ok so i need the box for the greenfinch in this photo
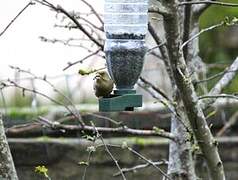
[93,71,113,98]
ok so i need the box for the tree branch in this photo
[0,79,85,127]
[36,116,176,140]
[0,1,35,37]
[113,160,168,177]
[202,57,238,109]
[216,111,238,137]
[199,94,238,101]
[35,0,104,49]
[79,0,103,25]
[63,49,102,71]
[180,21,224,51]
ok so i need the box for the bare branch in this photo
[37,116,176,140]
[35,0,104,49]
[147,42,166,53]
[63,49,102,71]
[84,113,123,126]
[148,23,173,80]
[125,146,171,179]
[209,57,238,95]
[92,123,127,180]
[202,57,238,108]
[74,15,103,31]
[199,94,238,101]
[180,22,224,51]
[216,111,238,137]
[139,77,171,102]
[39,36,104,45]
[183,0,192,61]
[196,69,238,85]
[101,143,171,179]
[0,1,35,37]
[113,161,168,177]
[79,0,104,25]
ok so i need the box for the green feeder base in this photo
[99,90,142,112]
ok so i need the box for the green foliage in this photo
[153,126,165,134]
[6,107,48,120]
[35,165,51,180]
[200,0,238,63]
[200,2,238,92]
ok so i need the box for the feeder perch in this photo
[99,0,148,112]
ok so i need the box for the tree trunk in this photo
[0,115,18,180]
[162,0,225,179]
[168,114,195,180]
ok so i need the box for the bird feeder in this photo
[99,0,148,111]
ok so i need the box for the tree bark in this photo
[148,3,196,178]
[168,114,195,180]
[161,0,225,179]
[0,115,18,180]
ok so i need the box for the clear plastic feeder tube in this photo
[104,0,148,39]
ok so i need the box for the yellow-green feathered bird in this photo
[93,71,114,98]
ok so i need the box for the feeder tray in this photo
[99,90,142,112]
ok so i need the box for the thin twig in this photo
[216,111,238,137]
[79,0,104,25]
[85,113,123,126]
[95,143,170,179]
[196,69,238,84]
[147,42,166,53]
[0,1,35,37]
[8,66,84,126]
[34,0,104,49]
[127,146,171,180]
[71,15,103,31]
[137,82,191,135]
[180,22,224,51]
[91,122,126,180]
[63,49,102,71]
[202,57,238,109]
[113,161,168,177]
[81,151,93,180]
[139,77,171,102]
[199,94,238,101]
[1,80,85,127]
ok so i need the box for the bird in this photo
[93,71,114,98]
